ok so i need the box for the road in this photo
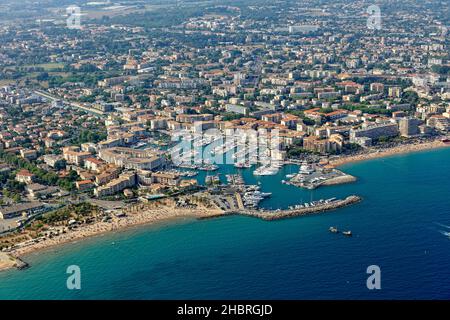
[34,90,105,117]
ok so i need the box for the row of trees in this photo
[39,203,96,225]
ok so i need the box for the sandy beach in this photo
[3,139,449,271]
[330,139,450,167]
[8,205,225,261]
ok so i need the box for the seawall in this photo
[232,195,362,221]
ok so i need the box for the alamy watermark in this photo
[66,265,81,290]
[66,5,82,29]
[367,5,382,30]
[366,265,381,290]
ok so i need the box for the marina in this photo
[288,197,338,210]
[234,162,252,169]
[169,133,286,172]
[225,174,245,185]
[242,188,272,209]
[197,164,219,171]
[2,148,450,299]
[253,163,283,176]
[284,161,357,189]
[205,174,221,185]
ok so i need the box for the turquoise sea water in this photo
[1,148,450,299]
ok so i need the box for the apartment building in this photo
[63,149,92,166]
[94,172,137,197]
[350,123,399,142]
[399,117,421,137]
[98,147,164,171]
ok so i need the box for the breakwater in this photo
[3,148,450,299]
[232,195,362,221]
[0,252,29,271]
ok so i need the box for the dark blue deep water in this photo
[1,148,450,299]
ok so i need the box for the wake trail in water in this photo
[434,222,450,229]
[439,230,450,238]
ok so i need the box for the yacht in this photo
[342,231,352,237]
[178,163,198,169]
[325,197,337,203]
[253,165,279,176]
[253,191,272,198]
[235,161,251,169]
[246,185,260,191]
[198,164,219,171]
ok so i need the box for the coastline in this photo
[3,205,225,270]
[2,139,449,273]
[1,195,361,271]
[329,139,450,167]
